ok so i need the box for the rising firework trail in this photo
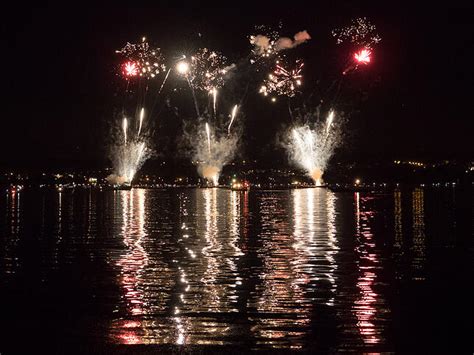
[138,108,145,136]
[228,105,238,134]
[123,118,128,145]
[205,122,211,155]
[157,68,172,95]
[212,88,217,117]
[326,110,334,136]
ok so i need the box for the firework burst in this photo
[332,17,381,48]
[116,37,166,79]
[343,47,373,75]
[122,61,139,77]
[259,59,304,98]
[354,49,371,64]
[187,48,229,91]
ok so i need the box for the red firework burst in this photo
[354,49,371,64]
[123,61,139,77]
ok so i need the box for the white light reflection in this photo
[201,188,222,310]
[353,192,385,345]
[229,191,245,259]
[114,189,149,344]
[252,189,344,348]
[325,190,338,306]
[177,188,243,345]
[292,189,339,306]
[228,191,244,301]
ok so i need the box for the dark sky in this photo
[2,1,473,170]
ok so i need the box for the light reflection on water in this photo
[353,192,385,345]
[411,188,426,280]
[0,186,469,351]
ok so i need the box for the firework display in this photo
[108,17,380,186]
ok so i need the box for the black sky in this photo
[2,1,473,170]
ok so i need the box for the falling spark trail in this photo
[205,122,211,155]
[123,118,128,145]
[138,108,145,136]
[228,105,238,134]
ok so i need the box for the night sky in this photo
[3,1,473,170]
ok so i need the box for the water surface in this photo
[0,187,472,352]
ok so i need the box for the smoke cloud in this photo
[251,30,311,53]
[250,35,271,54]
[293,30,311,45]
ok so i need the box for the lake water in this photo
[0,187,472,352]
